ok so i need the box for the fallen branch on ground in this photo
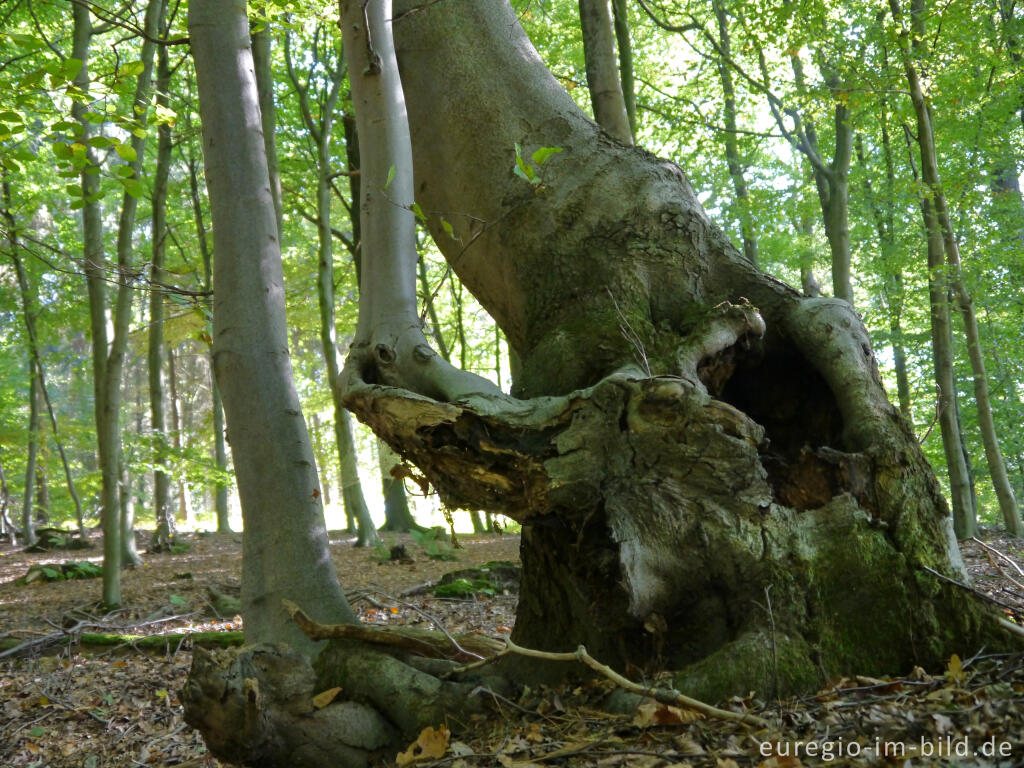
[282,598,503,661]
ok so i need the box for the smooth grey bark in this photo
[22,357,40,546]
[167,347,195,526]
[189,0,355,653]
[610,0,636,138]
[712,0,757,265]
[891,0,1020,537]
[284,28,379,548]
[579,0,634,145]
[150,38,174,551]
[120,438,142,566]
[252,27,284,239]
[188,141,231,533]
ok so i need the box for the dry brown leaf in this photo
[311,686,342,709]
[673,735,706,755]
[716,759,740,768]
[946,654,966,686]
[524,722,544,743]
[632,700,704,727]
[396,724,451,766]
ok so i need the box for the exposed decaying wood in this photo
[182,643,396,768]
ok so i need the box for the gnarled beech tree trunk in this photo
[341,0,1006,697]
[184,1,1012,765]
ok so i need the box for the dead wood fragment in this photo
[452,637,770,728]
[282,598,503,662]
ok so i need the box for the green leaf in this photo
[120,61,145,77]
[169,594,187,607]
[384,164,396,190]
[52,141,73,160]
[0,110,23,124]
[121,178,144,198]
[62,58,84,80]
[532,146,563,165]
[29,727,45,737]
[82,111,105,124]
[410,202,427,223]
[115,143,137,162]
[65,184,82,197]
[19,69,44,88]
[440,217,457,240]
[6,32,46,50]
[116,165,136,178]
[87,136,111,149]
[154,104,177,126]
[69,199,86,210]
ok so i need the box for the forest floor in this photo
[1,528,1023,768]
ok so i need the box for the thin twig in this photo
[971,537,1024,579]
[497,638,768,728]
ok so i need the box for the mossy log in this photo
[0,631,244,657]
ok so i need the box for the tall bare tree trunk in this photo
[187,140,231,533]
[150,37,174,550]
[190,0,355,652]
[579,0,634,145]
[712,0,757,265]
[610,0,636,138]
[891,0,1020,537]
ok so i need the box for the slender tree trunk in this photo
[610,0,636,138]
[189,145,231,532]
[892,0,1020,536]
[120,437,142,566]
[855,128,913,422]
[901,124,976,536]
[190,0,355,652]
[418,257,450,359]
[579,0,633,145]
[3,179,85,536]
[0,449,12,541]
[150,40,173,550]
[23,357,40,545]
[34,438,50,525]
[167,346,194,526]
[377,439,418,532]
[252,27,284,240]
[770,52,854,304]
[76,0,165,605]
[713,0,757,265]
[285,32,379,547]
[73,4,119,602]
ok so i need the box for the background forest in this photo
[0,0,1022,546]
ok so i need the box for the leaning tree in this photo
[183,0,1014,765]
